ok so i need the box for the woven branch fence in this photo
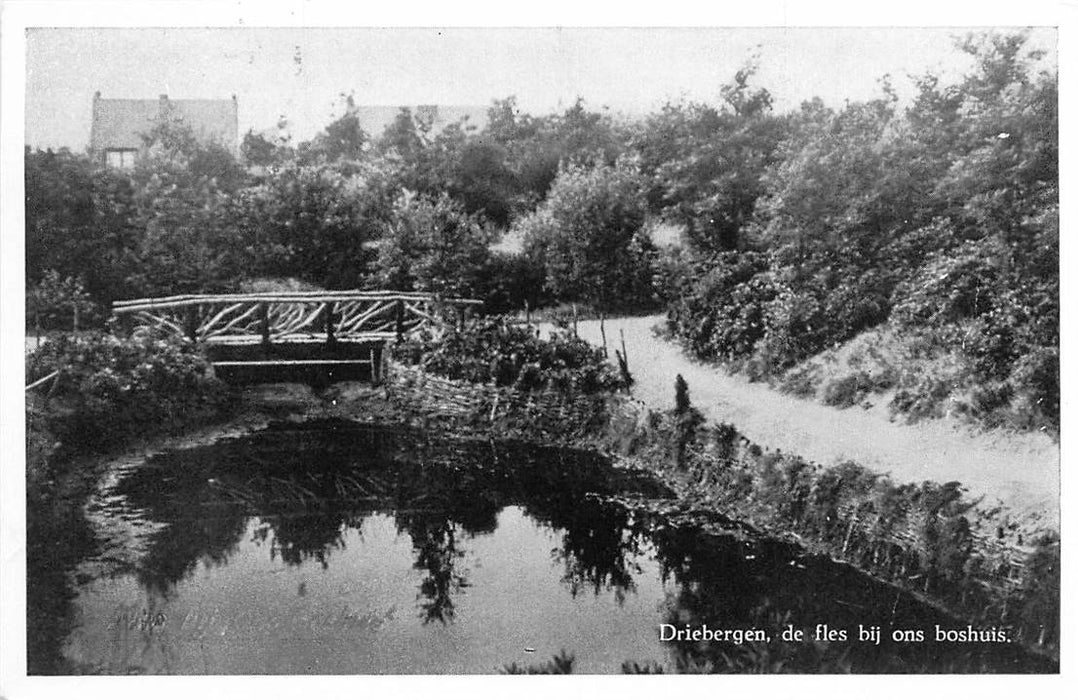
[384,360,611,437]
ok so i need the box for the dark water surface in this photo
[35,420,1054,674]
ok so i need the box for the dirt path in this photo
[567,315,1059,527]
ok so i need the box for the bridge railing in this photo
[111,291,483,345]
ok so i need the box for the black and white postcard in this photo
[1,2,1071,698]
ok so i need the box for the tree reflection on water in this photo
[111,420,666,623]
[78,420,1055,673]
[399,516,467,624]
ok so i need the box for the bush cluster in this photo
[26,332,230,452]
[658,34,1057,432]
[24,33,1056,434]
[392,317,624,394]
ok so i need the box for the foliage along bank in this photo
[25,31,1057,436]
[380,328,1059,658]
[659,35,1057,433]
[25,333,232,487]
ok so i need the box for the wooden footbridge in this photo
[111,290,482,384]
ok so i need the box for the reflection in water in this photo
[254,512,363,569]
[34,420,1056,674]
[105,421,664,629]
[400,516,467,624]
[548,504,645,603]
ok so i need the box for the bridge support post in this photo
[323,303,336,349]
[183,305,199,342]
[259,302,271,348]
[395,299,405,342]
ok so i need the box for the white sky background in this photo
[25,26,1058,150]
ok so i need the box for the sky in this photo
[24,26,1058,151]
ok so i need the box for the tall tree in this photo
[517,158,655,312]
[298,95,368,164]
[228,160,387,289]
[375,192,494,297]
[24,148,141,306]
[637,62,787,253]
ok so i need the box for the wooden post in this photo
[184,305,198,341]
[259,302,271,348]
[44,368,61,410]
[524,299,531,326]
[323,302,336,348]
[615,327,632,386]
[599,312,608,358]
[619,328,629,372]
[395,299,405,341]
[572,303,578,337]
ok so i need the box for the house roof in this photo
[91,93,238,153]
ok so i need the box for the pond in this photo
[30,420,1055,674]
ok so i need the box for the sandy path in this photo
[565,315,1059,526]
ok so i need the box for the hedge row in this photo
[26,332,231,459]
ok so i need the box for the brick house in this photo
[90,92,238,168]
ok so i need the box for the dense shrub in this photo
[821,370,896,409]
[1014,535,1060,647]
[821,373,872,408]
[374,191,494,297]
[889,375,957,423]
[392,317,624,393]
[656,34,1057,433]
[890,243,1003,329]
[473,251,550,315]
[751,285,829,375]
[889,243,1059,429]
[516,158,658,313]
[26,270,104,332]
[25,147,142,308]
[1009,347,1059,425]
[661,250,776,360]
[26,332,230,452]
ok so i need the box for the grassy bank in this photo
[26,332,233,481]
[378,340,1059,659]
[24,332,235,674]
[24,323,1058,671]
[776,324,1058,437]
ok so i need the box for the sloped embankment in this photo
[567,316,1058,529]
[380,357,1059,658]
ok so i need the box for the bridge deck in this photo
[110,290,478,384]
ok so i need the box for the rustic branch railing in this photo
[112,291,482,345]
